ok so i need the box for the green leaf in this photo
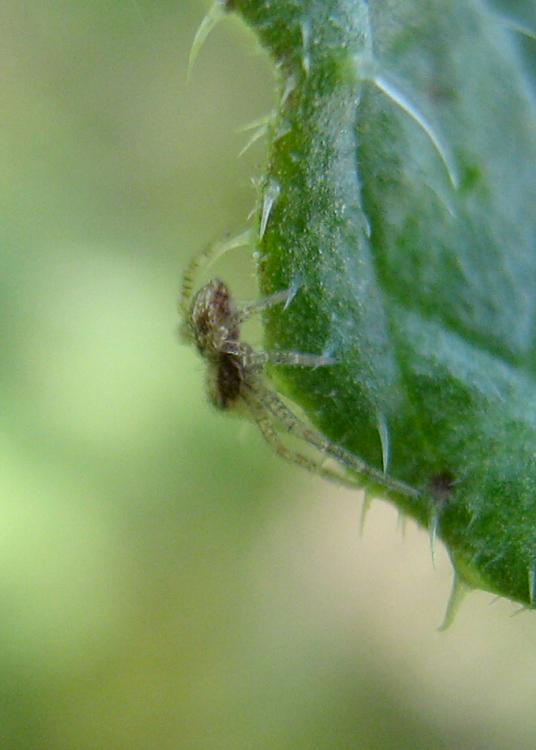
[221,0,536,608]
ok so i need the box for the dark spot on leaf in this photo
[429,470,456,503]
[459,162,482,193]
[427,80,457,103]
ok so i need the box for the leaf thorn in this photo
[260,179,281,239]
[377,413,390,474]
[372,73,459,190]
[438,572,469,631]
[187,1,225,82]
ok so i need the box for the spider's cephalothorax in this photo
[189,278,238,359]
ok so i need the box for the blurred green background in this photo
[2,2,536,748]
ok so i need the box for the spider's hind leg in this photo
[250,382,419,499]
[243,389,360,490]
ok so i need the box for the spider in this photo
[180,233,419,498]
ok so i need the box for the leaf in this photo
[222,0,536,608]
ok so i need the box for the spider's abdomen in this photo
[213,352,243,409]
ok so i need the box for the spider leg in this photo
[180,229,254,316]
[250,382,419,498]
[221,344,335,372]
[231,284,299,326]
[242,389,361,490]
[250,350,336,369]
[231,285,337,367]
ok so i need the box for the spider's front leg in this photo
[230,284,299,327]
[231,284,336,370]
[223,341,335,374]
[180,229,253,317]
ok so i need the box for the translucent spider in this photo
[180,233,418,498]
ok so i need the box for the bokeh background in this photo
[2,2,536,748]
